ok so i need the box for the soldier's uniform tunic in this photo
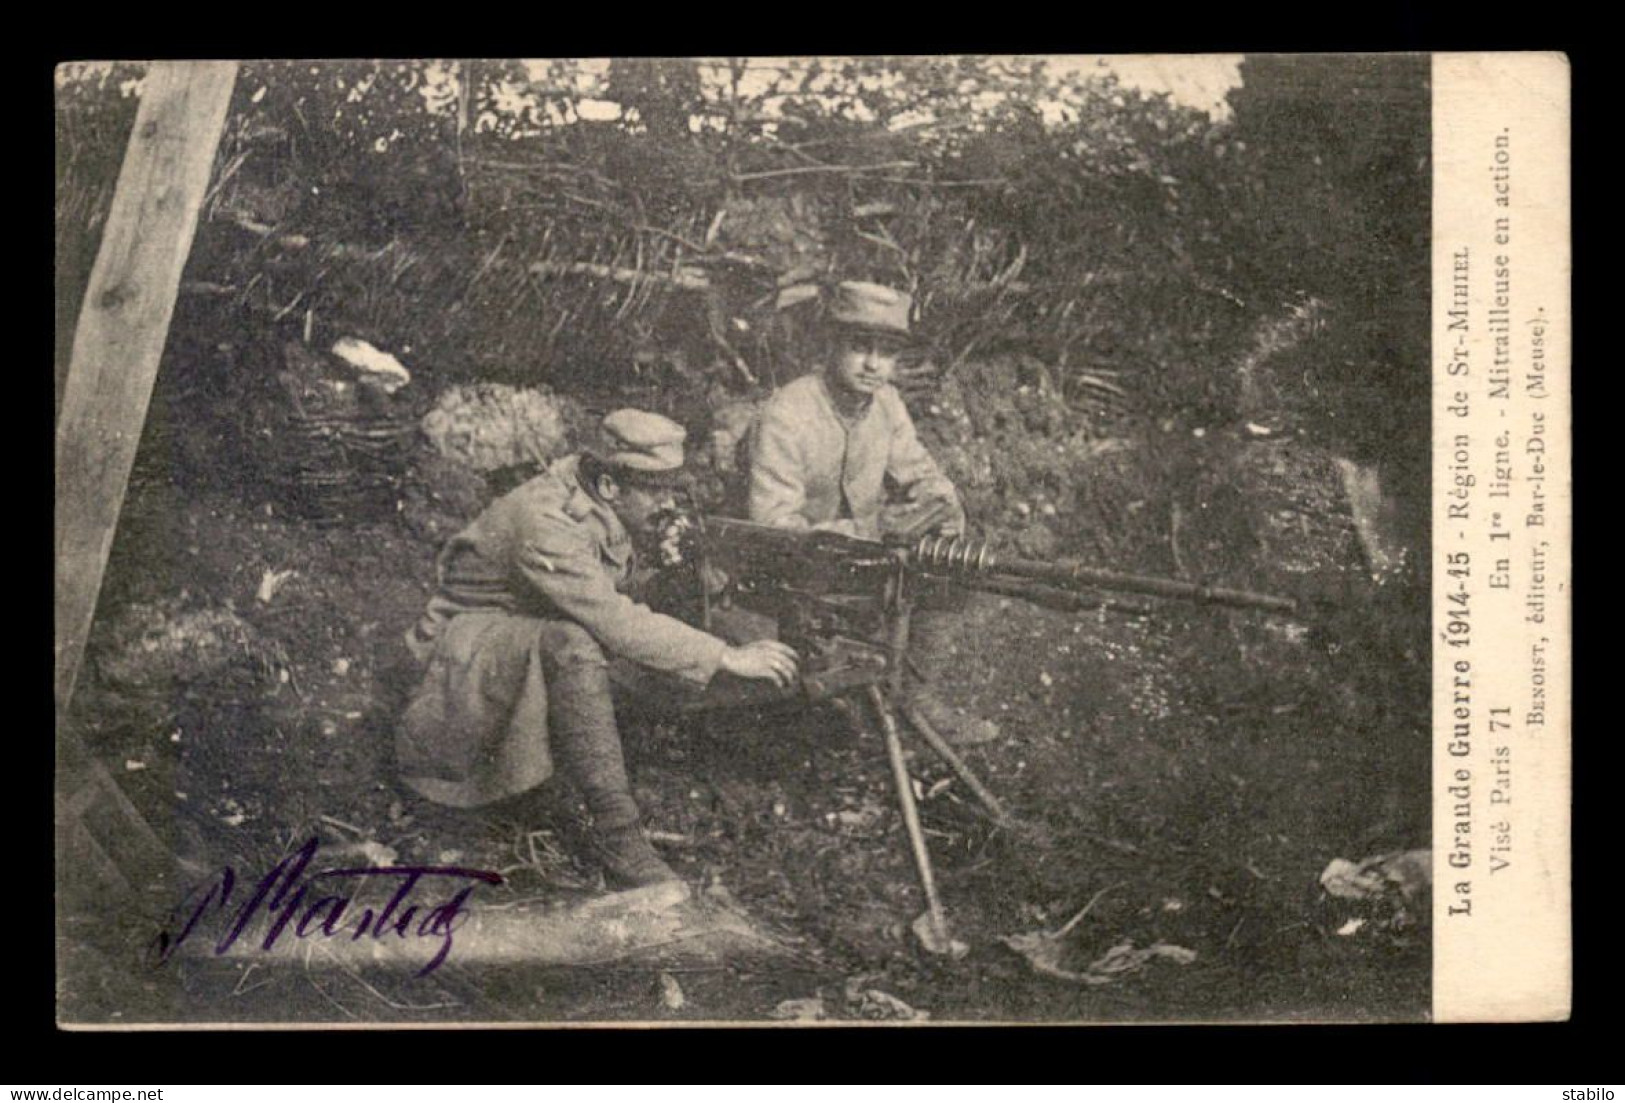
[398,454,724,808]
[742,279,1000,747]
[748,373,964,540]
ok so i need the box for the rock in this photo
[844,984,929,1022]
[331,337,410,394]
[93,599,274,694]
[769,997,827,1021]
[421,383,572,474]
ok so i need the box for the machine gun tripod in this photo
[844,555,1016,957]
[659,514,1300,957]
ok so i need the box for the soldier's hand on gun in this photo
[719,639,800,687]
[884,491,965,541]
[701,564,731,599]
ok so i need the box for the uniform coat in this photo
[748,373,962,540]
[398,455,724,807]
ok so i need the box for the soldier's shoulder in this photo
[765,372,824,412]
[875,384,914,418]
[498,465,591,527]
[757,376,825,434]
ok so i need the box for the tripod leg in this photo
[898,700,1014,827]
[868,684,952,952]
[829,693,867,739]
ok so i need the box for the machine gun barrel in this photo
[908,534,1299,615]
[692,516,1297,616]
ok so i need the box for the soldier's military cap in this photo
[828,281,913,340]
[592,408,689,485]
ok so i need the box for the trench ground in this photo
[56,393,1429,1026]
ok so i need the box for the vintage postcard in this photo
[54,53,1569,1026]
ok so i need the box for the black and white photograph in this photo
[52,55,1563,1026]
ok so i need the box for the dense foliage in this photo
[57,58,1427,440]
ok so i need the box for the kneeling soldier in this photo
[399,409,799,888]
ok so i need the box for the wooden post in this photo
[54,62,238,712]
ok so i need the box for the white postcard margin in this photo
[1431,51,1572,1023]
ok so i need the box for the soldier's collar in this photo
[817,371,875,420]
[572,457,606,506]
[549,455,603,525]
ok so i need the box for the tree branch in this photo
[730,160,918,182]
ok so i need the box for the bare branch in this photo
[730,160,918,183]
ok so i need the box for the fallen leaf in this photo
[360,841,399,866]
[1320,849,1430,902]
[256,569,298,604]
[1000,933,1197,986]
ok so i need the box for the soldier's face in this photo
[615,482,676,536]
[830,332,901,397]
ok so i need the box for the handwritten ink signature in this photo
[153,837,503,976]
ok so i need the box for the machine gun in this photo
[700,514,1296,610]
[682,516,1296,694]
[656,511,1300,956]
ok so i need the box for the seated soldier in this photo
[398,409,799,889]
[748,281,1000,746]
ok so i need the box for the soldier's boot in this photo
[549,656,681,890]
[906,606,1003,747]
[591,823,681,890]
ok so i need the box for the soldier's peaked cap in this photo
[828,281,912,339]
[592,409,688,484]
